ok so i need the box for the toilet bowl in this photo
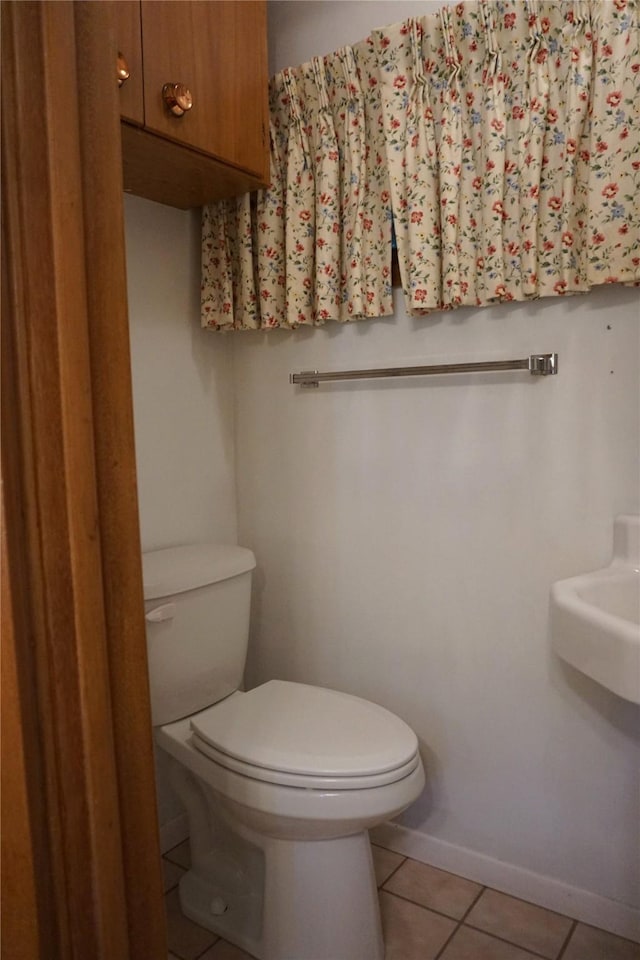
[143,544,425,960]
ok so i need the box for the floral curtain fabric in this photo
[202,0,640,331]
[201,41,393,329]
[376,0,639,312]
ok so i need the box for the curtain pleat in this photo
[202,0,639,331]
[202,39,393,330]
[337,47,366,318]
[373,0,639,314]
[256,123,287,328]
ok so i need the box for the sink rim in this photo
[551,567,640,642]
[550,516,640,704]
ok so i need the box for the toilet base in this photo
[179,830,384,960]
[159,718,424,960]
[179,866,263,958]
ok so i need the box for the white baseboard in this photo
[159,812,189,855]
[370,822,640,944]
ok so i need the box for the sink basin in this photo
[551,516,640,704]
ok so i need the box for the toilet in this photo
[143,543,425,960]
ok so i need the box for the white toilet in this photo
[143,543,425,960]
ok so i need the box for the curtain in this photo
[202,40,393,329]
[202,0,640,331]
[375,0,640,312]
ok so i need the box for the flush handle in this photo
[145,602,176,623]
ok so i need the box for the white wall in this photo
[233,0,640,912]
[125,194,237,552]
[124,194,238,834]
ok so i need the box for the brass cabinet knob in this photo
[117,52,130,87]
[162,83,193,117]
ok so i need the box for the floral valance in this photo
[202,0,640,331]
[202,38,393,330]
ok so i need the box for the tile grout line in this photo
[163,841,191,867]
[431,885,487,960]
[432,919,462,960]
[476,883,575,924]
[378,849,576,930]
[379,879,495,930]
[163,859,184,895]
[384,851,579,959]
[164,853,190,869]
[462,920,558,960]
[193,933,221,960]
[377,854,407,889]
[459,885,487,923]
[555,919,577,960]
[380,888,474,925]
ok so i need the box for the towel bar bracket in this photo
[529,353,558,376]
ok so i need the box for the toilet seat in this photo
[191,736,421,790]
[189,680,419,791]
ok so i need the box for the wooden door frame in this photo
[1,3,167,957]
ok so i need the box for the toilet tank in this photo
[142,543,256,726]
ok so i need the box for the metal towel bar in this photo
[290,353,558,388]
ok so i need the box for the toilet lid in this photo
[189,680,418,781]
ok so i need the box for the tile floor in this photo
[163,839,639,960]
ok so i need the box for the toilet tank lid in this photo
[142,543,256,600]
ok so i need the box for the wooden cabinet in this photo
[109,1,269,209]
[112,1,144,125]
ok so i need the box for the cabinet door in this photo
[141,1,268,180]
[108,1,144,125]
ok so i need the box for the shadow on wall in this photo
[396,737,441,832]
[549,653,640,741]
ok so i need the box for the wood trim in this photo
[1,35,64,957]
[0,428,49,960]
[1,2,166,956]
[2,3,129,954]
[73,5,168,956]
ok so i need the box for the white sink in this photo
[551,516,640,704]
